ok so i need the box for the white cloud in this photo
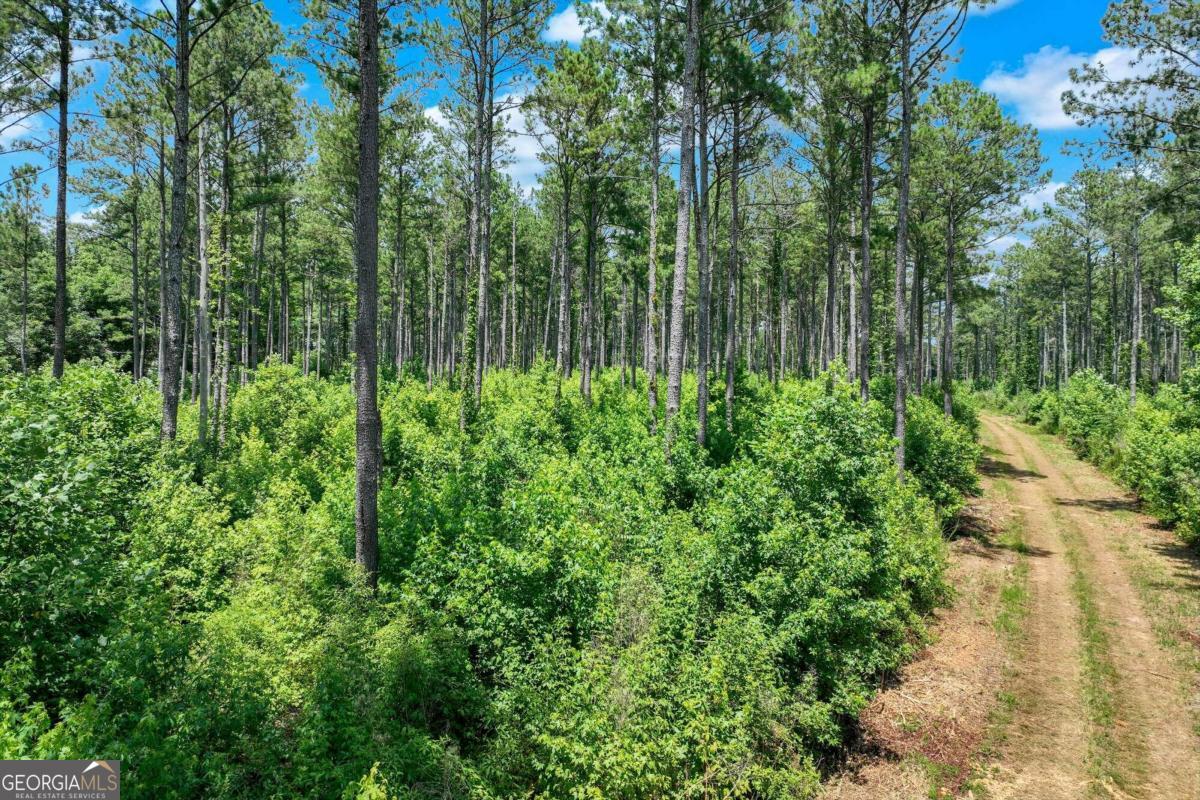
[969,0,1021,16]
[543,3,609,45]
[0,113,39,146]
[422,97,546,188]
[981,44,1144,130]
[981,232,1025,258]
[545,5,586,44]
[501,93,544,188]
[1019,181,1066,213]
[69,205,104,226]
[423,105,448,129]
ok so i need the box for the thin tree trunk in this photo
[695,61,711,446]
[20,220,29,374]
[354,0,382,590]
[555,191,573,379]
[52,16,70,379]
[580,200,598,402]
[893,0,912,474]
[858,105,874,401]
[1130,225,1142,404]
[131,198,142,380]
[823,203,837,369]
[280,203,290,364]
[161,0,191,439]
[646,7,661,431]
[196,125,211,447]
[942,215,954,417]
[665,0,697,443]
[158,125,168,386]
[848,213,858,386]
[724,104,741,433]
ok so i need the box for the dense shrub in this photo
[903,396,981,519]
[1024,389,1060,433]
[868,375,982,519]
[1116,387,1200,545]
[0,362,967,798]
[920,380,981,438]
[1059,370,1124,466]
[0,365,159,715]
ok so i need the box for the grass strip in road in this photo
[1023,421,1200,739]
[962,474,1031,797]
[1049,500,1147,798]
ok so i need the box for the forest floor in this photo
[820,413,1200,800]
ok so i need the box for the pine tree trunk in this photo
[665,0,697,442]
[695,62,711,446]
[20,221,29,374]
[823,203,837,369]
[158,126,168,386]
[724,104,741,433]
[646,13,662,431]
[52,18,70,379]
[131,200,142,381]
[893,0,912,475]
[858,105,874,402]
[942,215,955,417]
[196,125,211,447]
[161,0,191,439]
[848,213,858,386]
[1130,221,1142,404]
[285,207,292,363]
[555,190,573,379]
[354,0,382,589]
[1084,240,1093,370]
[580,200,598,403]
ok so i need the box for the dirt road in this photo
[823,413,1200,799]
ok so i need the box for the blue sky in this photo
[3,0,1129,231]
[958,0,1119,209]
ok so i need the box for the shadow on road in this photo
[980,456,1044,482]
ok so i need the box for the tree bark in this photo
[196,125,211,447]
[580,199,599,403]
[51,11,70,379]
[131,195,142,381]
[161,0,191,440]
[665,0,698,443]
[893,0,912,475]
[695,60,711,446]
[724,104,741,433]
[942,215,954,417]
[858,106,874,401]
[1130,220,1142,405]
[555,189,573,380]
[354,0,382,590]
[645,9,662,431]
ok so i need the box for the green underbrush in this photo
[1,361,977,798]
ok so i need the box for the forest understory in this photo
[3,0,1199,795]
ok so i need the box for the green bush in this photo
[903,395,981,519]
[0,363,958,799]
[1024,389,1060,433]
[1059,370,1124,466]
[0,365,158,712]
[867,375,981,519]
[1116,387,1200,545]
[920,380,981,438]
